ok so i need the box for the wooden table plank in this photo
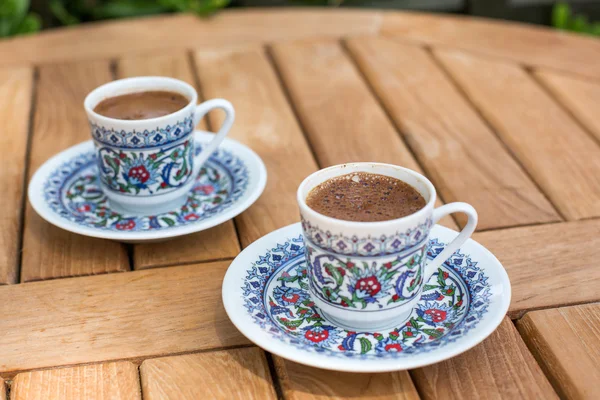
[434,50,600,221]
[345,37,560,230]
[0,261,249,375]
[0,66,33,284]
[0,10,382,67]
[535,70,600,144]
[381,12,600,80]
[269,39,457,230]
[0,377,5,400]
[117,52,240,269]
[473,219,600,318]
[140,348,276,399]
[193,47,320,248]
[11,361,141,400]
[517,304,600,400]
[274,357,419,400]
[411,317,557,399]
[21,61,129,282]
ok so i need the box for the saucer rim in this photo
[222,222,512,373]
[28,131,267,242]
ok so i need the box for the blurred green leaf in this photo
[0,0,41,37]
[552,2,570,30]
[572,15,588,33]
[91,1,169,19]
[49,0,80,25]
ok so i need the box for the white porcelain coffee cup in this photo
[297,163,478,330]
[84,76,234,215]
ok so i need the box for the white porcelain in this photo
[222,222,511,372]
[84,76,235,215]
[297,163,478,330]
[28,131,266,243]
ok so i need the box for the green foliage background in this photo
[1,1,599,39]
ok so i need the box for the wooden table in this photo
[0,8,599,400]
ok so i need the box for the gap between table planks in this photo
[433,49,600,222]
[140,348,277,399]
[269,39,457,230]
[473,219,600,318]
[20,60,129,282]
[410,317,557,399]
[116,51,241,269]
[517,304,600,400]
[0,260,249,377]
[274,356,419,400]
[11,361,141,400]
[0,66,33,284]
[344,36,560,230]
[534,69,600,145]
[381,12,600,80]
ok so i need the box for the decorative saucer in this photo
[222,223,511,372]
[28,131,267,242]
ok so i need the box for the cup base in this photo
[320,307,413,332]
[108,194,188,216]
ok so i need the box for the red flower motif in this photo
[355,276,381,296]
[425,309,448,323]
[98,211,105,217]
[338,344,346,351]
[119,152,126,159]
[149,154,157,160]
[340,300,349,307]
[456,300,463,307]
[383,262,393,269]
[305,328,329,343]
[442,271,449,279]
[406,331,414,337]
[128,165,150,183]
[161,182,168,188]
[392,294,400,301]
[116,219,135,231]
[347,331,356,336]
[437,294,445,301]
[77,204,91,212]
[346,262,355,269]
[184,213,200,221]
[405,321,412,327]
[384,343,402,352]
[312,313,321,319]
[373,333,383,339]
[336,267,346,276]
[301,269,307,275]
[113,158,120,165]
[299,309,308,315]
[307,302,315,307]
[282,293,300,303]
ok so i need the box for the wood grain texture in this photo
[11,361,141,400]
[411,317,557,399]
[517,304,600,400]
[382,12,600,80]
[0,10,382,67]
[0,377,5,400]
[345,37,560,230]
[140,348,276,400]
[269,39,457,230]
[193,47,319,247]
[274,357,419,400]
[435,50,600,221]
[0,261,248,375]
[473,219,600,318]
[0,66,33,284]
[535,69,600,144]
[21,61,129,282]
[117,51,241,269]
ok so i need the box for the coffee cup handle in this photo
[191,98,235,177]
[423,202,478,281]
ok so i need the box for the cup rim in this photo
[83,76,198,126]
[297,162,437,227]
